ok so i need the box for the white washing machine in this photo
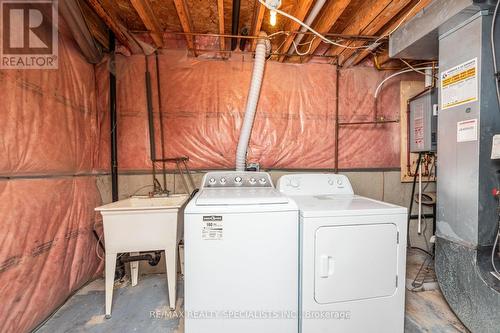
[277,173,407,333]
[184,171,299,333]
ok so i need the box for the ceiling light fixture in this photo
[265,0,281,27]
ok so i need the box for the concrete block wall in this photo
[96,170,435,275]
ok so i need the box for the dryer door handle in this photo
[319,255,334,278]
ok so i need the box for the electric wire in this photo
[259,0,424,54]
[258,0,372,50]
[374,67,437,98]
[491,0,500,277]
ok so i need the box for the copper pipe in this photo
[338,120,399,126]
[187,48,338,58]
[132,30,386,41]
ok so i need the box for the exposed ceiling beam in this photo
[348,0,434,66]
[290,0,351,61]
[250,3,265,51]
[325,0,393,62]
[78,0,109,49]
[86,0,140,53]
[173,0,197,56]
[333,0,414,66]
[130,0,164,48]
[278,0,315,62]
[217,0,225,54]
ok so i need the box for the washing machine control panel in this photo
[203,172,273,188]
[277,174,354,195]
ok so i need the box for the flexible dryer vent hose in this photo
[235,32,271,171]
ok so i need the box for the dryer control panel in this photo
[201,171,274,188]
[277,174,354,196]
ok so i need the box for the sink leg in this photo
[105,252,117,318]
[130,252,139,286]
[165,246,177,310]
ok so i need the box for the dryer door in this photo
[314,223,398,304]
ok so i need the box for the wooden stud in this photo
[130,0,164,48]
[347,0,434,66]
[250,3,265,51]
[278,0,314,62]
[173,0,196,56]
[86,0,139,53]
[217,0,225,54]
[291,0,351,61]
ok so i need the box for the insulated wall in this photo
[99,50,418,171]
[0,24,104,333]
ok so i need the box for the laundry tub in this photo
[95,194,189,318]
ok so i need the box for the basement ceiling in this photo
[81,0,434,66]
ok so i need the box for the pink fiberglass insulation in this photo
[0,18,104,333]
[0,178,103,333]
[97,50,420,170]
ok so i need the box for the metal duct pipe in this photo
[231,0,241,50]
[287,0,327,55]
[235,32,271,171]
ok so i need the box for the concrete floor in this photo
[36,250,468,333]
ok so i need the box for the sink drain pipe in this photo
[235,32,271,171]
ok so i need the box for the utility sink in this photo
[97,195,188,210]
[95,194,190,317]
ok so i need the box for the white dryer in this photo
[184,171,299,333]
[277,173,407,333]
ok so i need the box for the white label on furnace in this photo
[202,216,223,240]
[457,119,478,142]
[441,58,478,110]
[413,103,424,149]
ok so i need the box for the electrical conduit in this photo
[235,32,271,171]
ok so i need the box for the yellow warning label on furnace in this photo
[440,58,478,110]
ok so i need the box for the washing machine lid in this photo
[195,188,289,206]
[293,195,406,217]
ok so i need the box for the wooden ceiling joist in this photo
[278,0,315,62]
[173,0,197,56]
[291,0,351,61]
[130,0,164,48]
[250,3,265,51]
[217,0,225,54]
[334,0,414,66]
[348,0,434,67]
[325,0,394,63]
[86,0,140,53]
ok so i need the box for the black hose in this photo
[231,0,241,50]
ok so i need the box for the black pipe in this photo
[120,251,162,266]
[231,0,241,51]
[109,30,118,202]
[155,51,167,191]
[239,26,249,51]
[145,56,160,191]
[409,214,435,219]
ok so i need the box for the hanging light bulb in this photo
[270,9,277,26]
